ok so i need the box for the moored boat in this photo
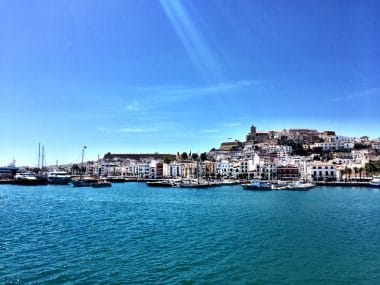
[72,177,97,187]
[242,179,272,191]
[47,170,72,185]
[286,181,315,191]
[146,180,176,187]
[92,180,112,188]
[370,176,380,188]
[106,176,126,183]
[14,172,48,186]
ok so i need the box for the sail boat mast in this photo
[80,146,87,180]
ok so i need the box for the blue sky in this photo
[1,0,379,166]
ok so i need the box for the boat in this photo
[370,176,380,188]
[287,181,315,191]
[92,180,112,188]
[72,177,98,187]
[242,179,272,191]
[47,170,72,185]
[14,172,48,186]
[179,182,209,189]
[72,146,92,187]
[106,176,126,183]
[271,182,289,190]
[146,180,176,187]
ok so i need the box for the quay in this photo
[316,181,371,187]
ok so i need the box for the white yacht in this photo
[14,172,47,185]
[47,170,72,185]
[370,177,380,188]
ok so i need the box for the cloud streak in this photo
[159,0,221,78]
[118,128,158,133]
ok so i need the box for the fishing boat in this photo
[370,176,380,188]
[47,170,72,185]
[242,179,272,191]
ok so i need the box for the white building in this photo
[307,164,337,181]
[163,162,182,178]
[216,160,234,178]
[311,142,354,151]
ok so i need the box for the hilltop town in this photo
[25,124,378,183]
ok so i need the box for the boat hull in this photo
[179,184,209,189]
[146,181,174,187]
[242,184,272,191]
[48,177,72,185]
[13,178,48,186]
[92,182,112,188]
[72,180,95,187]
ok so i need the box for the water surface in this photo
[1,184,379,284]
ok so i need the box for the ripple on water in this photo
[1,184,380,284]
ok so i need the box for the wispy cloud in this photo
[97,127,106,132]
[200,129,219,133]
[159,0,221,78]
[127,100,140,111]
[118,127,158,133]
[330,88,380,102]
[129,80,262,104]
[223,122,241,127]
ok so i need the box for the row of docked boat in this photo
[146,179,240,188]
[9,171,112,188]
[242,179,316,191]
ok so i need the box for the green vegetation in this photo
[164,156,173,164]
[200,152,208,161]
[181,152,188,160]
[365,160,380,175]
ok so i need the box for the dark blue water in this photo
[1,184,379,284]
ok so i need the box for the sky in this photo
[1,0,379,166]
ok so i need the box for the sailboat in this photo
[72,146,95,187]
[72,146,111,188]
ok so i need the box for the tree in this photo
[346,168,352,181]
[340,169,347,181]
[181,152,188,160]
[191,153,199,160]
[71,164,80,175]
[200,152,208,161]
[164,156,172,164]
[358,167,364,180]
[353,167,358,179]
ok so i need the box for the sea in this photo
[1,183,379,284]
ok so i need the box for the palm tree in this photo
[359,167,364,181]
[340,169,346,181]
[353,167,358,180]
[347,168,352,181]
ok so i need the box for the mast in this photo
[80,146,87,180]
[41,145,45,170]
[38,142,41,169]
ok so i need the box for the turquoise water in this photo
[1,184,379,284]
